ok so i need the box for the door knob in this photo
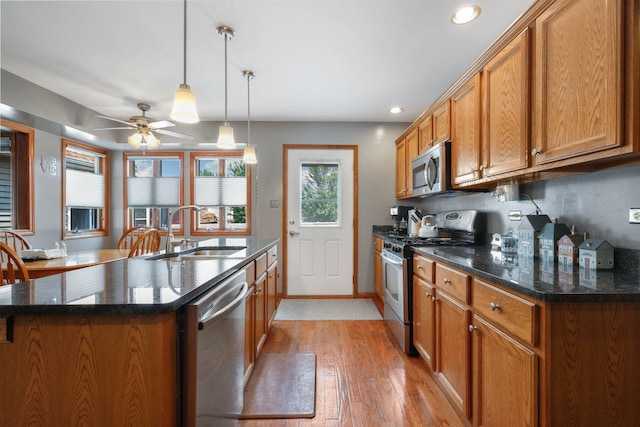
[289,230,300,237]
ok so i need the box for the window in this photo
[124,152,183,233]
[300,162,340,226]
[0,119,34,233]
[63,139,109,238]
[190,152,251,235]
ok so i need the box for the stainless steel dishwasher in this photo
[182,269,248,426]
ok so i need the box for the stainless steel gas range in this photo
[381,210,484,356]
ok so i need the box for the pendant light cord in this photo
[247,73,251,146]
[224,33,229,125]
[182,0,187,85]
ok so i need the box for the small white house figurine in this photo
[579,238,614,270]
[538,220,571,264]
[517,215,551,258]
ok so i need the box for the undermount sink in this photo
[147,246,247,261]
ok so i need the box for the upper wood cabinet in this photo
[418,116,433,153]
[482,29,530,178]
[532,0,623,165]
[451,74,482,186]
[433,100,451,144]
[396,128,418,199]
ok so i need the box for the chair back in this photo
[128,229,161,257]
[0,230,32,261]
[118,226,150,250]
[0,241,29,285]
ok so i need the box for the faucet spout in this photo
[166,205,204,253]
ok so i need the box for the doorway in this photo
[283,145,358,297]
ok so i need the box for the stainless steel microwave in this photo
[411,141,451,197]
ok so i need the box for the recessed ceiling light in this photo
[389,106,404,114]
[451,6,481,25]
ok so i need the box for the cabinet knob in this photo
[443,278,452,285]
[531,148,542,156]
[489,302,501,311]
[469,325,477,332]
[479,164,486,171]
[426,292,432,298]
[417,265,423,270]
[432,296,437,302]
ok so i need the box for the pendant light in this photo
[216,25,236,149]
[242,70,257,164]
[128,128,160,150]
[170,0,199,123]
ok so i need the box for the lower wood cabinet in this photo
[471,315,538,427]
[373,237,384,309]
[413,253,640,426]
[266,262,277,328]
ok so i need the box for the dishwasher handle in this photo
[198,282,249,330]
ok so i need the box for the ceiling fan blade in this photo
[156,129,194,140]
[94,115,134,126]
[149,120,175,129]
[92,126,133,131]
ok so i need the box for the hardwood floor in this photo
[239,320,463,427]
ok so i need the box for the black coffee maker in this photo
[389,205,414,237]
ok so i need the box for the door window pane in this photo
[300,163,340,225]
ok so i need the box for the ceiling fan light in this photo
[128,132,143,148]
[217,124,236,149]
[170,83,199,123]
[144,131,160,149]
[243,146,257,164]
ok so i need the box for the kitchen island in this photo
[0,237,278,427]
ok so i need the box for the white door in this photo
[286,148,354,296]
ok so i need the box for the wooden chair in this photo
[0,241,29,285]
[127,229,161,258]
[0,230,32,258]
[117,226,150,250]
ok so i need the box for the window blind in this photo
[194,176,246,206]
[66,170,105,208]
[127,176,181,207]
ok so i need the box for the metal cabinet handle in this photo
[444,278,452,285]
[432,296,437,302]
[531,148,542,156]
[469,325,478,332]
[417,265,424,270]
[425,292,432,298]
[489,302,501,311]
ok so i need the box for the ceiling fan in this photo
[93,103,194,148]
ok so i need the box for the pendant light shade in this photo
[242,70,257,164]
[128,129,160,150]
[170,0,199,123]
[216,25,236,149]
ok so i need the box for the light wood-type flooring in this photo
[239,320,463,427]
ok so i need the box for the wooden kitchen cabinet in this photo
[532,0,624,167]
[471,315,538,427]
[451,73,482,186]
[244,260,257,383]
[482,29,530,178]
[433,100,451,145]
[266,262,277,329]
[418,115,433,153]
[254,271,267,355]
[413,275,436,371]
[395,127,418,199]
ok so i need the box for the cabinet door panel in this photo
[436,291,471,418]
[433,100,451,144]
[419,116,433,153]
[413,276,436,371]
[483,29,530,177]
[472,315,537,427]
[452,74,482,185]
[534,0,623,164]
[396,139,407,198]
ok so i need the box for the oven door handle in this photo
[381,252,404,266]
[198,282,249,330]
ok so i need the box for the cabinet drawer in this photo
[413,255,434,283]
[435,263,470,304]
[255,253,267,278]
[267,246,278,266]
[374,237,383,252]
[473,279,538,346]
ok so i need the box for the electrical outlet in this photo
[270,200,280,208]
[630,208,640,224]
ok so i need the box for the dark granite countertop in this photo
[374,230,640,302]
[0,237,278,315]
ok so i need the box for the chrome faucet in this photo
[165,205,204,254]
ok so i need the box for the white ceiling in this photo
[1,0,535,125]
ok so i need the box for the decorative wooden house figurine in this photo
[538,220,571,264]
[557,227,585,268]
[517,215,551,258]
[579,238,614,270]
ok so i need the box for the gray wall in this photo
[409,164,640,250]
